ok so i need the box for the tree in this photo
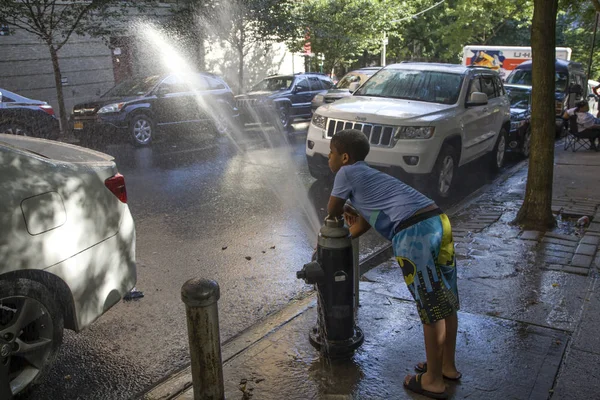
[513,0,559,230]
[0,0,136,134]
[194,0,295,91]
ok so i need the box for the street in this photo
[26,122,521,400]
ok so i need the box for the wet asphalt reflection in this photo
[26,122,522,400]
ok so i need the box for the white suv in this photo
[306,63,511,199]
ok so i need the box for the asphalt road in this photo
[26,122,520,400]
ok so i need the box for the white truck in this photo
[462,45,572,80]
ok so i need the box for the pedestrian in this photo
[593,79,600,117]
[324,129,460,400]
[563,100,600,150]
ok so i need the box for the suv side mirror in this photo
[349,82,360,93]
[467,92,488,106]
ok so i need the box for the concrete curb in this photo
[138,158,530,400]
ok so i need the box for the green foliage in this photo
[557,1,600,78]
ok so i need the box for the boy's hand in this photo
[343,203,359,227]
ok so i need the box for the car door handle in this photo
[483,107,489,113]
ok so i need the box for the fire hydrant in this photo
[296,216,364,358]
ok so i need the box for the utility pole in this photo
[381,32,387,66]
[588,12,599,78]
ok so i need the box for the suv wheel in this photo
[131,115,154,146]
[278,105,290,131]
[431,144,457,199]
[0,279,64,397]
[490,128,507,171]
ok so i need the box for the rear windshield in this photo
[506,70,568,92]
[354,69,464,105]
[102,76,161,98]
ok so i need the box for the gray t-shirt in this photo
[331,161,434,240]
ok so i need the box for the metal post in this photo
[352,237,360,319]
[588,12,599,79]
[181,278,225,400]
[381,32,387,67]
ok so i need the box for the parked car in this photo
[505,59,589,137]
[505,84,532,157]
[235,73,333,130]
[311,67,381,110]
[306,63,511,199]
[0,134,136,396]
[0,88,60,139]
[71,72,238,146]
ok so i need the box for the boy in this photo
[326,129,460,400]
[563,100,600,150]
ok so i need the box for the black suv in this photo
[235,73,333,129]
[71,72,238,146]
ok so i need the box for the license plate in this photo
[73,121,84,130]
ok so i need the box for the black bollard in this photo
[181,278,225,400]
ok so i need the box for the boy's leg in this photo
[442,312,460,378]
[406,319,446,393]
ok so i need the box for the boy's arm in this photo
[327,196,346,219]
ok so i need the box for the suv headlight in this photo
[98,103,125,114]
[313,94,324,103]
[395,126,434,139]
[311,114,328,129]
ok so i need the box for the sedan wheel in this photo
[0,123,29,136]
[131,116,153,146]
[0,279,63,397]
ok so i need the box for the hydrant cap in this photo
[181,278,220,307]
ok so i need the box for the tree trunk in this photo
[513,0,558,230]
[48,45,68,136]
[238,25,245,93]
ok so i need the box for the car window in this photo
[308,77,323,90]
[206,77,226,90]
[480,75,497,99]
[1,94,15,102]
[320,78,333,89]
[295,78,310,92]
[336,73,361,89]
[251,77,293,91]
[506,70,569,92]
[102,75,161,97]
[493,76,505,96]
[467,76,482,98]
[355,69,464,105]
[506,87,530,110]
[158,75,188,94]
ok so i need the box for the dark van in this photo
[506,59,590,136]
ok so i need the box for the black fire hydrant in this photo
[296,216,364,358]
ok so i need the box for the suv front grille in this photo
[325,118,396,147]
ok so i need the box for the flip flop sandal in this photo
[415,362,463,381]
[404,373,449,399]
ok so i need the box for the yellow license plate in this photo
[73,121,84,130]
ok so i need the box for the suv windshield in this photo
[252,77,293,91]
[102,75,161,98]
[355,69,464,105]
[506,70,569,92]
[506,87,530,110]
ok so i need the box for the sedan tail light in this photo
[39,104,55,116]
[105,173,127,203]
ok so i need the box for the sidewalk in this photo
[141,143,600,400]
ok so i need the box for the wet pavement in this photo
[28,122,523,399]
[143,141,600,400]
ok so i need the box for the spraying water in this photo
[131,20,322,244]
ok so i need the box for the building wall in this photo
[0,29,114,114]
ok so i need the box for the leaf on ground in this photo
[222,246,228,250]
[245,256,252,261]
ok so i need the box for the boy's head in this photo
[576,100,589,112]
[329,129,370,173]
